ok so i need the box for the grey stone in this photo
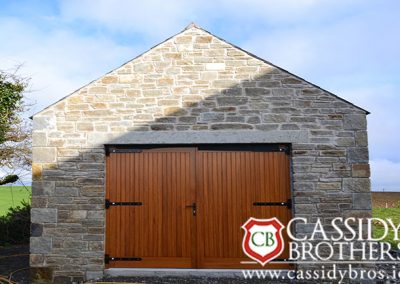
[244,88,270,98]
[212,80,236,88]
[150,124,174,131]
[282,77,303,84]
[71,210,88,219]
[216,96,248,106]
[344,114,367,130]
[31,208,57,223]
[178,116,197,124]
[225,116,245,123]
[33,117,55,131]
[257,81,281,88]
[55,187,79,197]
[156,117,177,123]
[221,87,242,96]
[353,193,372,210]
[201,112,224,122]
[294,204,317,214]
[355,131,368,146]
[246,116,260,124]
[32,181,55,196]
[255,124,279,131]
[30,237,52,254]
[31,223,43,237]
[32,132,47,147]
[281,124,300,130]
[89,130,309,145]
[86,270,104,280]
[343,178,371,192]
[348,147,369,163]
[335,137,355,147]
[210,123,253,130]
[87,211,104,219]
[262,114,287,123]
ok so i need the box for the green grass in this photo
[373,207,400,248]
[0,186,31,216]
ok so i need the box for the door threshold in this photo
[105,268,290,278]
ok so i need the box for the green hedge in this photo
[0,200,30,246]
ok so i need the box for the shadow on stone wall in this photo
[31,65,371,283]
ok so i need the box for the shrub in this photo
[0,200,30,246]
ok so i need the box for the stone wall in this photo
[31,25,371,282]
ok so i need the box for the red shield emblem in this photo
[242,217,285,266]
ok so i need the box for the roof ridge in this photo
[185,22,201,30]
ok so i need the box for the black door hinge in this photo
[105,199,143,209]
[105,254,142,264]
[106,148,143,155]
[253,198,292,209]
[279,145,290,155]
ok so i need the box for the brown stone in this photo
[101,76,118,84]
[352,164,371,178]
[164,107,188,116]
[164,53,182,59]
[175,36,192,43]
[195,36,212,43]
[158,99,179,106]
[31,267,53,283]
[143,90,162,97]
[92,103,108,109]
[157,78,174,86]
[32,163,42,181]
[126,90,141,97]
[68,96,84,104]
[212,80,236,88]
[57,122,74,132]
[88,87,107,94]
[77,122,94,131]
[282,77,303,84]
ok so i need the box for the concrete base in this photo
[104,268,289,278]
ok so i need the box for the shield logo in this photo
[242,217,285,266]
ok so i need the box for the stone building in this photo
[31,24,371,283]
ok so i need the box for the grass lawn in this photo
[373,207,400,248]
[0,186,31,216]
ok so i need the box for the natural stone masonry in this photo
[31,24,371,283]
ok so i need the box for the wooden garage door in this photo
[196,148,292,269]
[105,148,196,268]
[105,145,291,269]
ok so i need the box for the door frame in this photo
[104,143,293,269]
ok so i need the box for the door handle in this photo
[185,203,196,216]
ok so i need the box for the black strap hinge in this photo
[253,199,292,209]
[105,254,142,264]
[106,148,143,155]
[279,145,290,155]
[105,199,143,209]
[271,258,289,262]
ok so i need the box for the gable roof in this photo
[32,23,369,118]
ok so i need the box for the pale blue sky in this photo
[0,0,399,190]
